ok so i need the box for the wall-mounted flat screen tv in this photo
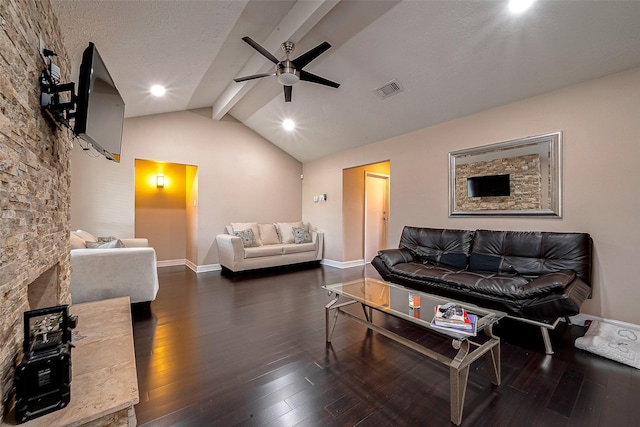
[74,42,125,162]
[467,174,510,197]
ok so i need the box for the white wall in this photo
[303,66,640,324]
[71,109,303,266]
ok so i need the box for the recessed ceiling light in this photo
[509,0,534,13]
[150,85,166,97]
[282,119,295,131]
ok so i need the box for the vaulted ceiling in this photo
[51,0,640,162]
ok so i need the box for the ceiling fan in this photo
[234,36,340,102]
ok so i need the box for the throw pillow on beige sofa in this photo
[275,222,305,244]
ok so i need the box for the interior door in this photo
[364,172,390,263]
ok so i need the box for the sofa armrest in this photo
[312,231,324,260]
[216,234,245,269]
[120,238,148,248]
[377,247,417,267]
[70,247,159,304]
[518,270,577,298]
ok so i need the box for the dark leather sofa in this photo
[371,226,592,354]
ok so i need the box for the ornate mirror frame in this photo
[448,131,562,217]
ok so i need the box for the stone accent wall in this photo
[455,154,541,211]
[0,0,72,420]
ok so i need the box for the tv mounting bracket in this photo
[40,48,76,129]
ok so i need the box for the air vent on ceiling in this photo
[374,79,404,99]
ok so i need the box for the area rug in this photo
[575,320,640,369]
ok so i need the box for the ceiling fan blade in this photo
[292,41,331,69]
[233,72,275,83]
[284,85,292,102]
[242,36,279,64]
[299,71,340,88]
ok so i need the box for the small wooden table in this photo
[324,278,505,426]
[2,297,139,427]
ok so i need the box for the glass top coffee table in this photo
[323,278,505,426]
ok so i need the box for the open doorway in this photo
[342,161,390,264]
[364,172,390,262]
[134,159,198,265]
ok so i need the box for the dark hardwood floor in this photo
[131,265,640,426]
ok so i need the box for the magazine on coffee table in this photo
[431,305,478,336]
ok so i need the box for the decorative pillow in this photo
[258,223,280,245]
[418,249,469,270]
[86,239,125,249]
[231,222,262,245]
[468,253,502,272]
[73,229,97,243]
[575,320,640,369]
[293,227,312,244]
[275,222,305,244]
[70,233,86,249]
[234,229,259,248]
[97,236,118,243]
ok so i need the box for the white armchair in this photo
[70,230,159,305]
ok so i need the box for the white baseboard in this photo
[569,313,640,329]
[193,263,222,273]
[185,259,197,272]
[321,259,365,269]
[157,259,186,268]
[157,259,221,273]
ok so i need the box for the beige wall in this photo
[303,66,640,324]
[71,108,302,266]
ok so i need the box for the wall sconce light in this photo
[156,174,165,188]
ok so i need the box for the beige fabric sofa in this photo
[216,222,324,273]
[70,230,159,304]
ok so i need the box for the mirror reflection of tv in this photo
[74,42,125,162]
[467,174,510,197]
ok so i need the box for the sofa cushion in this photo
[293,227,312,244]
[258,223,280,245]
[388,261,576,300]
[234,229,260,248]
[244,245,283,258]
[231,222,262,245]
[70,233,87,249]
[471,230,592,282]
[74,229,97,243]
[468,253,518,274]
[276,222,305,244]
[282,242,316,254]
[400,226,473,269]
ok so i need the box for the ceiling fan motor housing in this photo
[277,60,300,85]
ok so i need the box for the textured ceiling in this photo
[51,0,640,162]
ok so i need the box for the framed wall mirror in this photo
[448,131,562,217]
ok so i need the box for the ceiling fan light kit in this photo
[234,36,340,102]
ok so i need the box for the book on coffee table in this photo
[431,305,478,336]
